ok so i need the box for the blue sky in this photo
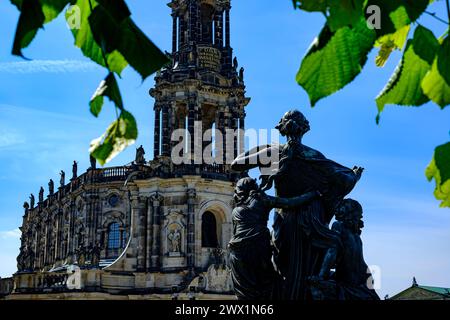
[0,1,449,298]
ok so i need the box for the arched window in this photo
[202,211,218,248]
[107,222,120,258]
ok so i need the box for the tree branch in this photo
[446,0,450,25]
[424,11,448,25]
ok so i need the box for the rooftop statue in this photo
[38,187,44,203]
[29,194,35,209]
[90,155,97,170]
[60,170,65,187]
[135,145,146,165]
[72,161,78,180]
[48,179,54,196]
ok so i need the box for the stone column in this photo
[67,199,76,263]
[179,16,186,48]
[146,197,153,271]
[188,97,196,163]
[55,212,62,262]
[150,193,163,269]
[231,112,238,160]
[188,0,199,43]
[186,189,196,270]
[162,105,170,157]
[225,9,230,48]
[43,215,50,267]
[130,192,147,272]
[172,14,178,54]
[239,111,245,154]
[216,110,225,164]
[154,106,161,158]
[214,12,223,47]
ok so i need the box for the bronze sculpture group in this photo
[229,110,379,301]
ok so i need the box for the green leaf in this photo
[66,0,128,75]
[292,0,365,31]
[88,0,170,80]
[437,36,450,86]
[292,0,327,12]
[421,59,450,109]
[426,142,450,208]
[90,72,123,117]
[12,0,45,57]
[375,25,410,67]
[296,18,376,106]
[11,0,73,57]
[90,110,138,165]
[376,26,440,119]
[365,0,429,37]
[328,0,365,32]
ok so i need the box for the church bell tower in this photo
[150,0,250,169]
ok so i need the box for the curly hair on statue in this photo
[275,110,310,138]
[233,177,260,206]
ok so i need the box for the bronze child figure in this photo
[228,177,321,300]
[309,199,380,300]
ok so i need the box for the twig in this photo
[424,11,448,25]
[446,0,450,25]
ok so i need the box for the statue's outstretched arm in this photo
[317,248,337,279]
[231,144,276,172]
[265,191,319,210]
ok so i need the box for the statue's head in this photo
[276,110,310,138]
[234,177,258,205]
[335,199,364,232]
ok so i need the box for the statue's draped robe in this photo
[229,194,278,300]
[272,142,358,300]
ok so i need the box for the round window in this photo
[108,195,119,207]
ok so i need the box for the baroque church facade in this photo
[8,0,250,299]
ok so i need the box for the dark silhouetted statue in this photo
[90,155,97,170]
[60,170,65,187]
[29,194,35,209]
[38,187,44,203]
[228,177,320,300]
[231,110,364,300]
[135,145,146,164]
[309,199,380,300]
[48,179,54,196]
[72,161,78,180]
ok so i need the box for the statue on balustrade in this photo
[72,161,78,180]
[231,110,365,300]
[228,177,321,300]
[135,145,146,165]
[309,199,380,300]
[60,170,65,187]
[239,67,244,83]
[29,194,35,209]
[90,155,97,170]
[233,57,238,70]
[23,201,29,215]
[48,179,54,196]
[38,187,44,203]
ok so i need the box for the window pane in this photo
[108,223,120,249]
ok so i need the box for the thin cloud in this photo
[0,131,26,148]
[0,228,21,240]
[0,60,99,74]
